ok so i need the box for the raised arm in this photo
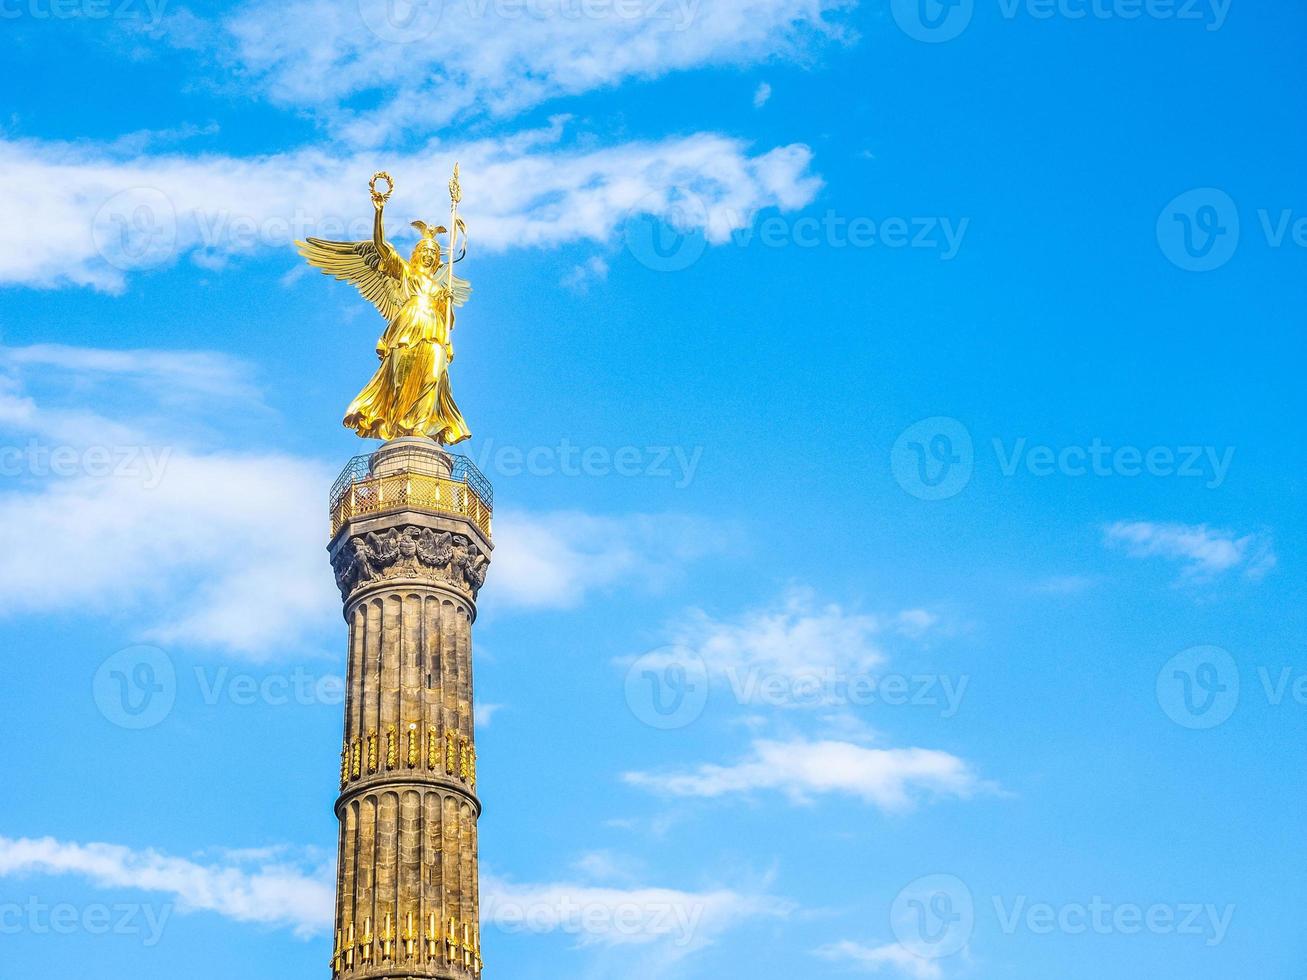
[373,196,388,252]
[367,172,404,280]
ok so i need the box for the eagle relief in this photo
[332,525,490,600]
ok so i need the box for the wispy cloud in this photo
[0,836,334,938]
[482,874,792,954]
[646,587,944,710]
[0,344,334,656]
[624,738,985,812]
[817,939,943,979]
[1104,520,1276,582]
[1029,574,1101,596]
[0,124,821,291]
[0,343,723,652]
[493,510,730,610]
[0,834,787,963]
[212,0,852,144]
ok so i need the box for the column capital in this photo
[330,520,490,606]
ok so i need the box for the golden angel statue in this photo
[298,169,473,445]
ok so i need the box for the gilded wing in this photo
[435,264,473,308]
[297,238,407,322]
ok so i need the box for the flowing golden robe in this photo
[344,270,470,444]
[298,209,473,446]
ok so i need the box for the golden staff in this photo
[446,163,462,334]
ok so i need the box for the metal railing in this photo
[331,449,493,537]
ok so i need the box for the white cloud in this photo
[675,588,886,678]
[216,0,851,144]
[562,254,610,292]
[0,446,337,657]
[493,510,727,610]
[0,836,334,938]
[2,344,256,401]
[481,873,791,953]
[0,834,785,959]
[1030,574,1100,596]
[753,81,773,107]
[0,125,821,291]
[624,738,984,812]
[0,344,336,657]
[0,343,720,652]
[475,702,505,727]
[1104,520,1276,582]
[653,588,944,709]
[817,940,943,979]
[894,608,939,639]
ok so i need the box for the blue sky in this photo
[1,1,1305,978]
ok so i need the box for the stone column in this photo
[328,437,493,980]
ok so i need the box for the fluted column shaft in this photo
[328,443,492,980]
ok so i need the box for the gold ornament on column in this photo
[298,167,473,444]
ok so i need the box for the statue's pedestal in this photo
[370,437,454,479]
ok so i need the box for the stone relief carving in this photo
[333,525,489,600]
